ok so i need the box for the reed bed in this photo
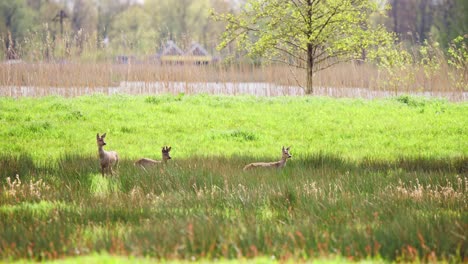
[0,62,466,101]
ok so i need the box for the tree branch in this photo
[313,57,354,73]
[273,45,306,63]
[312,5,340,41]
[290,0,308,25]
[270,58,306,69]
[282,39,307,52]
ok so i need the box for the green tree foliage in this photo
[447,35,468,90]
[144,0,227,50]
[387,0,467,49]
[214,0,396,94]
[109,6,158,55]
[0,0,35,59]
[71,0,97,55]
[97,0,131,42]
[431,0,468,49]
[1,0,464,67]
[38,2,62,34]
[71,0,97,34]
[0,0,230,60]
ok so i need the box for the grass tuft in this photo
[0,95,466,262]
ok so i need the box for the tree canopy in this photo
[214,0,397,94]
[0,0,466,70]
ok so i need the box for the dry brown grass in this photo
[0,61,465,100]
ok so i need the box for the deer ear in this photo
[286,146,290,150]
[102,133,106,138]
[282,146,285,151]
[96,133,99,139]
[168,147,171,151]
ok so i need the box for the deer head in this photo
[97,133,107,147]
[162,146,172,161]
[282,146,292,160]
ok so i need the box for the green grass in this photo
[9,253,369,264]
[0,94,466,262]
[0,94,466,162]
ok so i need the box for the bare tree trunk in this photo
[306,0,314,94]
[391,0,399,34]
[306,43,314,94]
[418,0,428,42]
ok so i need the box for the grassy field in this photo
[0,94,467,262]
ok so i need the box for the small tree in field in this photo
[214,0,396,94]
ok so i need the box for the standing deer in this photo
[134,146,172,168]
[243,146,292,171]
[96,133,119,177]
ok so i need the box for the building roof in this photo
[159,40,184,56]
[185,42,210,56]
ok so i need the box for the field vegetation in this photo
[0,94,466,262]
[1,60,466,102]
[1,0,467,262]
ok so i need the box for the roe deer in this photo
[134,146,172,168]
[96,133,119,177]
[243,146,292,171]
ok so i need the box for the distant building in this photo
[158,40,185,64]
[115,55,136,64]
[184,42,212,64]
[158,40,213,64]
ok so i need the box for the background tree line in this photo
[0,0,232,60]
[0,0,466,61]
[387,0,467,49]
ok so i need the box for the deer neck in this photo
[98,145,106,158]
[278,156,288,167]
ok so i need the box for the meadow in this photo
[0,94,467,262]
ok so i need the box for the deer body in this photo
[243,146,291,171]
[135,146,171,168]
[96,133,119,177]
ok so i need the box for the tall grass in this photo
[0,154,466,262]
[0,95,466,262]
[0,62,465,95]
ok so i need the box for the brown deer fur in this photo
[243,146,291,171]
[135,146,172,168]
[96,133,119,177]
